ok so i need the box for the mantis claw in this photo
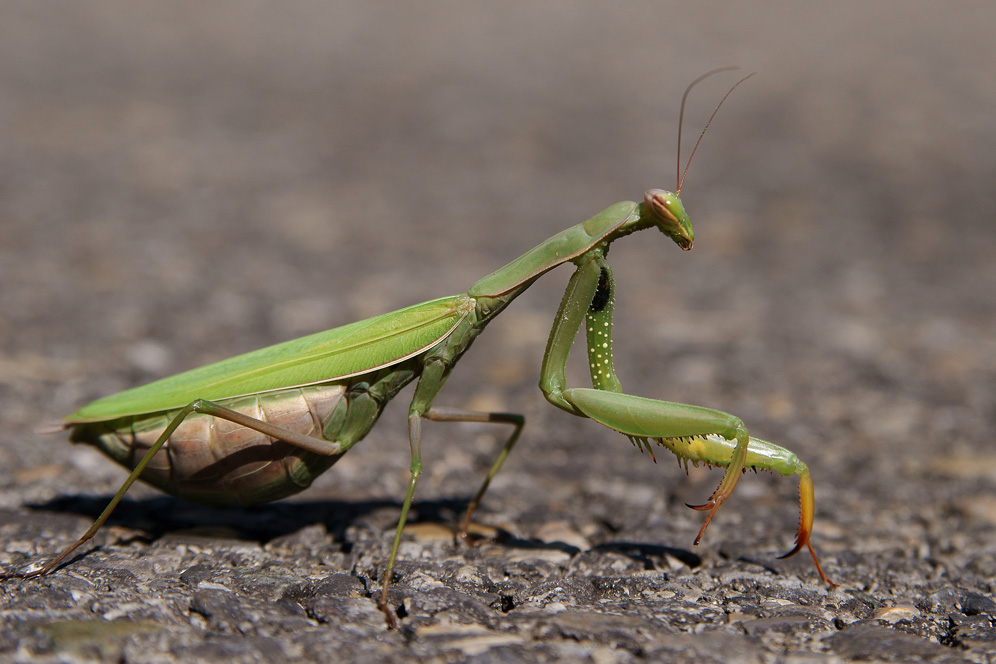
[776,466,835,586]
[688,500,720,546]
[684,433,750,544]
[686,488,724,544]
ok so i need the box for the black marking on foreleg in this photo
[589,267,612,312]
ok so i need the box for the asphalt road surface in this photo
[2,3,995,662]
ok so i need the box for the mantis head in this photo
[646,68,753,253]
[644,188,693,250]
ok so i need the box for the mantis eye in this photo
[645,190,678,223]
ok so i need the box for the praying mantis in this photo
[3,70,831,628]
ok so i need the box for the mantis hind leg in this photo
[1,398,346,581]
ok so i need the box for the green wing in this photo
[67,295,474,423]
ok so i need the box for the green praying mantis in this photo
[3,70,831,628]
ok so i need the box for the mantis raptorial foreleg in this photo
[578,256,749,533]
[540,250,748,533]
[537,249,830,583]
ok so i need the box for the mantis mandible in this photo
[3,70,831,628]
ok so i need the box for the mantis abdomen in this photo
[67,376,419,506]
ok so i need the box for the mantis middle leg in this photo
[378,355,525,627]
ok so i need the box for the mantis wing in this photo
[66,295,475,423]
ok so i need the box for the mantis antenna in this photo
[676,67,756,194]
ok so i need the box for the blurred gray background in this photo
[2,2,995,662]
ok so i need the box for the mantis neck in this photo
[466,201,649,299]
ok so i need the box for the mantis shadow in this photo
[593,541,702,571]
[19,494,704,573]
[23,493,457,550]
